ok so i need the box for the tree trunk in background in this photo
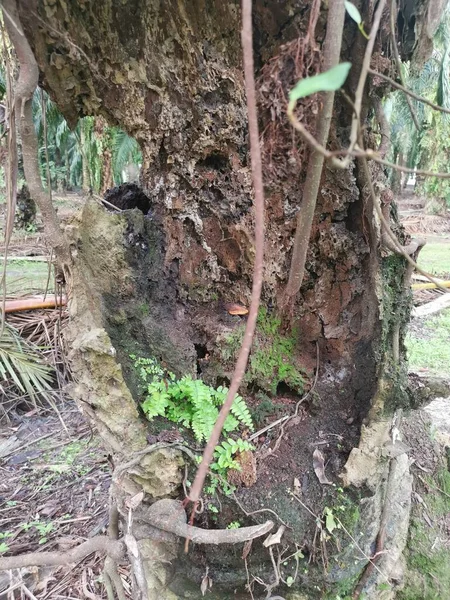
[80,121,90,192]
[94,116,114,194]
[16,0,443,598]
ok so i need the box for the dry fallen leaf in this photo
[313,448,332,485]
[127,491,144,511]
[242,539,253,560]
[200,567,212,596]
[263,525,286,547]
[224,303,249,315]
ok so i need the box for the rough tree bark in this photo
[8,0,446,598]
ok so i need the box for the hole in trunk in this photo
[197,152,229,172]
[276,381,300,397]
[216,376,231,388]
[195,343,209,374]
[103,183,151,214]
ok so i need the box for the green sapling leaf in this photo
[289,62,352,107]
[344,1,362,25]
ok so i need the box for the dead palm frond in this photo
[0,321,55,403]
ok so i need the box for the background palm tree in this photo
[386,8,450,209]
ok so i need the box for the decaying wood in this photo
[412,293,450,317]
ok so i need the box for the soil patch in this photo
[0,401,117,599]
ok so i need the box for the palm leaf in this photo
[0,323,54,401]
[112,129,142,183]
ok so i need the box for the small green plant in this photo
[226,521,241,529]
[0,542,9,554]
[35,521,54,544]
[133,356,253,443]
[247,308,305,394]
[0,531,12,540]
[20,519,54,544]
[212,438,254,472]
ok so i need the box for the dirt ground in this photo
[0,402,116,599]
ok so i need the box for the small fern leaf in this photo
[192,403,218,442]
[230,395,254,430]
[223,414,239,432]
[141,386,170,419]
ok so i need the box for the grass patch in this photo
[406,309,450,375]
[417,242,450,277]
[398,469,450,600]
[0,258,53,295]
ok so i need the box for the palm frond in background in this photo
[111,128,142,184]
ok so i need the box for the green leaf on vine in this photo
[344,1,362,24]
[289,62,352,106]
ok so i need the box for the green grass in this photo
[417,242,450,276]
[0,258,54,295]
[406,309,450,375]
[398,469,450,600]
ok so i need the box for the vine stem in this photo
[186,0,265,504]
[282,0,346,308]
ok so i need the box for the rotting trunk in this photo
[16,0,445,598]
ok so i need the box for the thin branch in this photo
[372,96,390,159]
[286,116,450,179]
[369,68,450,115]
[2,0,70,269]
[0,536,125,570]
[390,0,420,130]
[358,150,450,178]
[333,0,388,169]
[360,156,449,292]
[282,0,346,308]
[187,0,265,504]
[0,18,17,337]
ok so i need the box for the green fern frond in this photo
[141,382,170,419]
[136,356,253,442]
[192,403,218,442]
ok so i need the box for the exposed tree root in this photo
[143,499,273,544]
[0,536,125,570]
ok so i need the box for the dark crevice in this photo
[103,183,152,214]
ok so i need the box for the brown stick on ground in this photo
[186,0,265,505]
[282,0,346,311]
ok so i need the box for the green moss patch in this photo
[221,308,306,395]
